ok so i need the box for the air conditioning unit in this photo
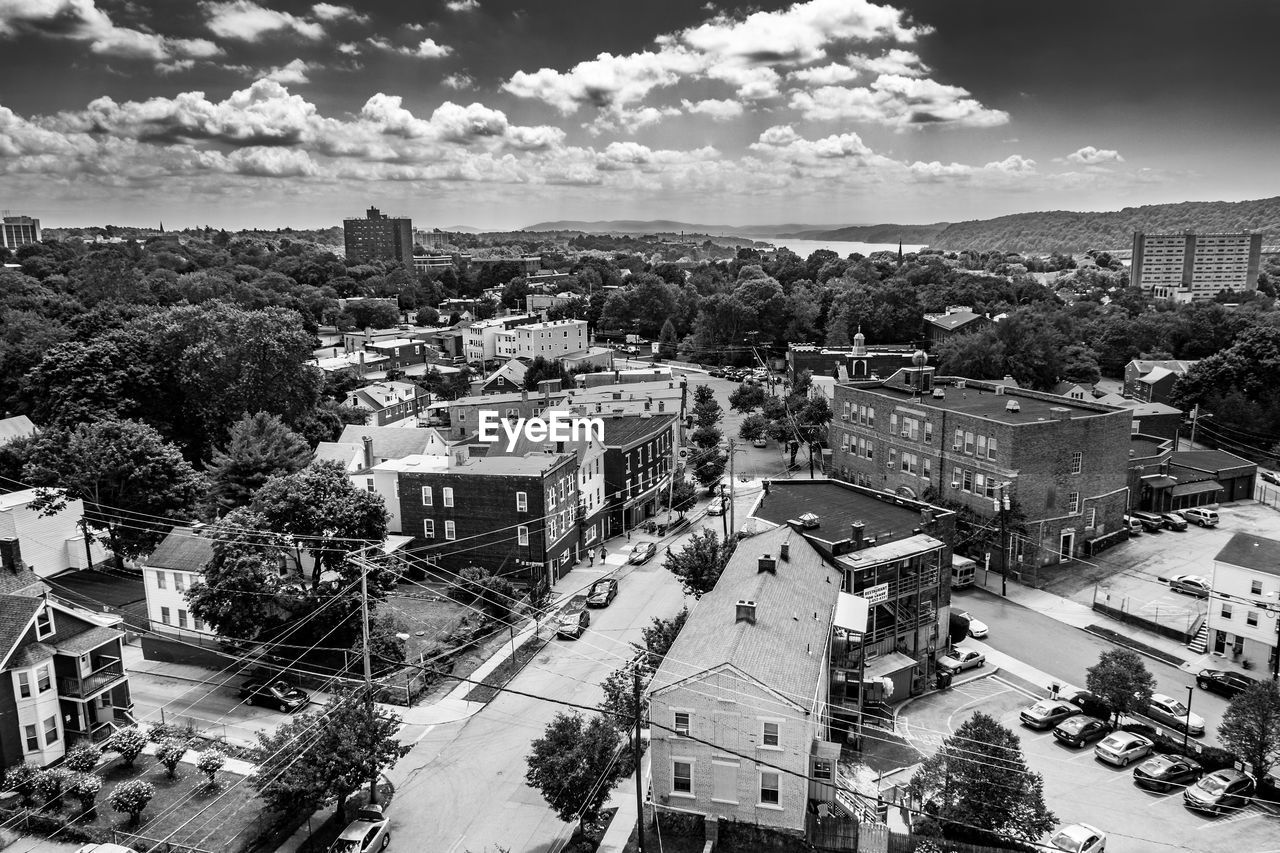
[841,415,849,421]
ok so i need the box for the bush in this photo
[33,768,71,812]
[146,722,194,744]
[64,743,103,773]
[68,772,102,821]
[155,738,190,779]
[106,727,148,767]
[196,749,226,786]
[4,762,42,805]
[109,779,155,827]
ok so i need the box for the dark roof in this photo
[753,479,938,546]
[0,566,48,597]
[0,595,43,666]
[600,413,677,448]
[926,311,984,331]
[54,624,121,655]
[649,527,841,705]
[146,527,215,573]
[854,379,1122,426]
[1170,450,1255,475]
[1129,437,1167,459]
[1215,533,1280,577]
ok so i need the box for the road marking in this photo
[992,675,1040,699]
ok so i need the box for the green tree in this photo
[185,509,294,641]
[934,330,1006,380]
[525,711,623,823]
[109,779,155,827]
[664,529,736,598]
[345,299,400,329]
[252,687,410,821]
[693,448,728,494]
[1059,344,1102,387]
[24,419,203,566]
[106,727,148,768]
[657,318,679,359]
[661,475,696,517]
[1085,649,1156,725]
[4,763,41,806]
[824,301,852,346]
[907,711,1055,846]
[690,384,723,449]
[206,412,312,514]
[33,767,71,812]
[68,772,102,821]
[637,606,688,669]
[156,738,190,779]
[738,413,768,441]
[523,356,572,391]
[728,382,767,414]
[1217,681,1280,780]
[196,749,227,786]
[600,659,647,735]
[64,742,102,773]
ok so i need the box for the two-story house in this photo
[477,360,528,396]
[600,413,677,537]
[462,315,535,363]
[829,362,1131,570]
[1123,359,1198,405]
[0,592,132,767]
[344,380,432,426]
[922,308,990,350]
[143,526,216,639]
[1204,533,1280,672]
[0,489,107,577]
[648,527,841,838]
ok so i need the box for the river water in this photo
[760,237,928,258]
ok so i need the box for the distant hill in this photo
[520,219,845,237]
[777,223,950,243]
[931,197,1280,253]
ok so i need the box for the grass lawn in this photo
[386,586,468,660]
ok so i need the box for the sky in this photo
[1,0,1277,231]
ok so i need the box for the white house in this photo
[142,526,217,638]
[0,489,107,578]
[462,314,535,362]
[494,319,588,361]
[1206,533,1280,671]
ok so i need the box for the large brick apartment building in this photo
[829,363,1132,570]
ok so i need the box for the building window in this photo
[924,421,933,443]
[516,491,528,512]
[672,761,693,796]
[964,432,974,455]
[24,725,38,753]
[962,470,973,493]
[953,429,963,451]
[922,457,931,479]
[1070,451,1083,474]
[443,487,454,507]
[161,606,171,626]
[518,526,529,546]
[43,715,58,746]
[760,771,781,806]
[1247,611,1258,627]
[34,608,53,640]
[18,671,31,698]
[423,519,435,538]
[1221,604,1232,619]
[421,486,433,507]
[890,413,898,434]
[712,760,738,804]
[1067,492,1080,514]
[674,711,690,736]
[1251,580,1263,596]
[444,521,456,540]
[1085,508,1096,529]
[889,448,897,469]
[156,571,167,590]
[761,721,781,748]
[867,407,875,427]
[178,610,188,629]
[173,573,185,593]
[35,665,51,694]
[974,472,986,495]
[987,437,998,460]
[813,759,833,781]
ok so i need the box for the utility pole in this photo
[719,485,728,539]
[993,485,1010,596]
[358,556,377,804]
[632,665,646,853]
[1188,403,1200,449]
[727,438,736,539]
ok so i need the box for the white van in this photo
[951,556,977,589]
[1182,507,1219,527]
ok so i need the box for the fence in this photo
[1090,598,1197,644]
[805,816,1033,853]
[0,808,214,853]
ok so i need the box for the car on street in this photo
[1020,699,1081,730]
[752,436,768,448]
[954,610,989,638]
[1133,754,1203,792]
[1182,507,1219,527]
[706,496,726,515]
[1143,692,1205,736]
[1262,470,1280,486]
[1196,668,1260,699]
[1184,769,1255,815]
[628,541,658,564]
[1053,715,1112,748]
[1049,823,1106,853]
[1094,731,1155,767]
[329,803,390,852]
[239,679,309,712]
[937,647,984,674]
[1159,512,1188,531]
[1169,574,1210,598]
[555,596,590,640]
[586,578,618,608]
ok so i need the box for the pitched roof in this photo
[485,360,527,388]
[1215,533,1280,577]
[54,624,122,655]
[9,642,54,668]
[0,415,36,446]
[0,595,43,667]
[337,425,442,461]
[313,441,362,466]
[925,310,984,331]
[146,526,215,574]
[649,527,841,708]
[1140,366,1176,385]
[0,564,47,597]
[1131,359,1196,376]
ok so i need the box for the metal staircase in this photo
[1188,620,1209,654]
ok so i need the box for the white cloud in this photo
[414,38,451,58]
[445,0,479,10]
[310,3,367,22]
[443,72,475,90]
[680,98,743,120]
[789,63,859,86]
[504,49,699,114]
[227,146,319,177]
[202,1,324,42]
[263,58,314,85]
[849,48,928,77]
[1065,145,1124,165]
[789,75,1008,128]
[0,0,223,64]
[337,41,360,55]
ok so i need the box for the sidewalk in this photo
[597,749,651,853]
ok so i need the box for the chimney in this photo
[556,441,565,454]
[850,521,865,550]
[522,389,529,404]
[0,538,22,575]
[365,327,372,344]
[920,508,933,526]
[758,554,777,574]
[454,447,469,465]
[362,435,374,470]
[1049,406,1071,421]
[779,541,790,561]
[735,600,757,624]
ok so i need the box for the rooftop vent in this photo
[799,512,820,530]
[1005,400,1021,413]
[735,600,757,625]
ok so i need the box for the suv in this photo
[1128,511,1164,533]
[1182,507,1219,527]
[1159,512,1188,531]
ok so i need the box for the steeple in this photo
[897,240,903,264]
[851,325,867,357]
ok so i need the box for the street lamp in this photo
[992,485,1011,596]
[1182,684,1194,753]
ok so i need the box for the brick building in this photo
[343,206,413,268]
[829,364,1132,569]
[922,307,990,350]
[786,337,918,383]
[1095,394,1184,444]
[600,413,678,537]
[1123,359,1198,405]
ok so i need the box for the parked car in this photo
[329,803,390,852]
[1094,731,1155,767]
[1049,823,1106,853]
[1143,693,1205,735]
[706,496,726,516]
[709,369,724,378]
[938,647,985,674]
[1129,511,1165,532]
[556,597,590,640]
[1121,515,1143,534]
[752,436,768,448]
[1053,715,1112,748]
[1133,754,1203,792]
[1059,688,1114,722]
[1196,668,1260,699]
[1020,699,1080,730]
[1169,574,1211,598]
[1184,769,1254,814]
[239,679,309,712]
[1262,470,1280,486]
[76,845,137,853]
[586,578,618,608]
[1159,512,1188,531]
[628,542,658,564]
[1182,507,1219,527]
[953,610,989,638]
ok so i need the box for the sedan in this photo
[1052,715,1111,748]
[586,578,618,608]
[1144,693,1205,736]
[752,437,768,448]
[954,610,989,639]
[1094,731,1154,767]
[706,496,726,516]
[329,804,390,852]
[239,679,309,712]
[1049,823,1106,853]
[1261,470,1280,486]
[1196,668,1260,699]
[1160,512,1188,531]
[709,369,725,378]
[1133,754,1203,792]
[628,542,658,564]
[938,647,985,674]
[1169,574,1211,598]
[1184,769,1255,815]
[1020,699,1080,731]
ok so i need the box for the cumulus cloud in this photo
[310,3,367,22]
[202,1,325,42]
[337,41,360,55]
[263,58,314,85]
[0,0,223,64]
[1065,145,1124,165]
[788,63,860,86]
[227,146,319,177]
[680,98,743,120]
[789,75,1008,128]
[365,35,452,58]
[504,50,699,114]
[445,0,479,10]
[849,48,928,77]
[443,72,475,90]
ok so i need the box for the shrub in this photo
[109,779,155,827]
[4,762,42,805]
[155,738,190,779]
[33,767,71,812]
[105,727,147,767]
[68,772,102,821]
[64,743,103,773]
[195,749,226,786]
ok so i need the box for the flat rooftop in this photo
[752,479,939,545]
[852,381,1120,426]
[380,452,570,477]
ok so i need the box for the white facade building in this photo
[1206,533,1280,672]
[463,314,535,362]
[0,489,107,577]
[494,319,588,361]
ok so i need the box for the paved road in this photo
[129,670,310,747]
[953,588,1229,741]
[386,533,695,853]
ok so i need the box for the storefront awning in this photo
[862,652,917,682]
[1171,479,1222,498]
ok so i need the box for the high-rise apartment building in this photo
[1,215,40,250]
[343,206,413,268]
[1131,231,1262,301]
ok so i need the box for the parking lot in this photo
[898,673,1278,853]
